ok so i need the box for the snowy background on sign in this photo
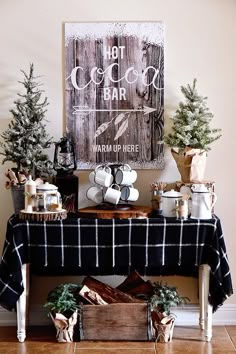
[65,22,164,46]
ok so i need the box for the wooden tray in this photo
[78,205,152,219]
[19,209,67,221]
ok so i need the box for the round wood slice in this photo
[19,209,67,221]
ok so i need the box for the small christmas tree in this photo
[164,79,222,152]
[0,63,54,178]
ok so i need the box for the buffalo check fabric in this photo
[0,215,233,311]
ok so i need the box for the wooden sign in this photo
[65,22,164,169]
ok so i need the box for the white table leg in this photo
[16,263,30,342]
[198,265,205,330]
[199,264,213,341]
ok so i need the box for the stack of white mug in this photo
[86,164,139,205]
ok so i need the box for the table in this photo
[0,214,233,342]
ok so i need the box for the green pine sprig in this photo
[150,281,190,315]
[44,283,83,318]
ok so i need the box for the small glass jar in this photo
[46,192,62,211]
[151,190,163,215]
[175,199,188,220]
[35,182,62,212]
[34,194,45,212]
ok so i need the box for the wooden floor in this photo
[0,326,236,353]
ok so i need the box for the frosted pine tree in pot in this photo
[164,79,222,182]
[0,63,55,213]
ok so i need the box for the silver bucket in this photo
[11,184,25,215]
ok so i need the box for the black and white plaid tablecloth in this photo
[0,215,233,312]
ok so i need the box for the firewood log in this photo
[116,270,154,296]
[80,276,143,304]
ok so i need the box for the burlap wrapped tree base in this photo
[152,311,176,343]
[50,311,77,342]
[171,147,207,183]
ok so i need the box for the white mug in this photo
[88,171,96,184]
[120,185,139,202]
[86,186,103,204]
[95,165,114,187]
[115,164,137,186]
[104,184,121,205]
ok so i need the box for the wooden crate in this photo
[79,303,153,341]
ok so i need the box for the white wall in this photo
[0,0,235,313]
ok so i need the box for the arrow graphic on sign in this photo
[73,105,157,115]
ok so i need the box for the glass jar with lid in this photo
[35,182,62,212]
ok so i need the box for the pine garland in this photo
[164,79,222,152]
[0,63,54,178]
[44,283,83,318]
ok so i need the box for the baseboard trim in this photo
[1,304,236,326]
[174,304,236,325]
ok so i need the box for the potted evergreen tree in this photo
[0,63,55,213]
[44,283,82,342]
[164,79,222,182]
[150,281,189,342]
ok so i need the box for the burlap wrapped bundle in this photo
[171,147,207,183]
[50,310,77,342]
[152,311,176,342]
